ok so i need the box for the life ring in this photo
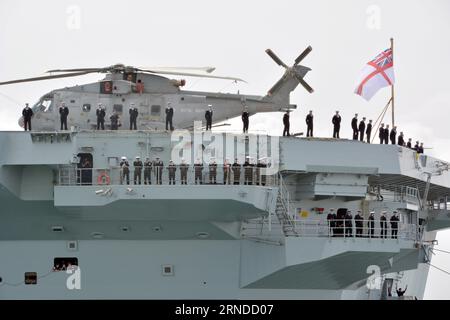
[97,171,111,185]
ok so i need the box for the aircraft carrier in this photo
[0,128,449,299]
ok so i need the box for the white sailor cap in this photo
[135,156,140,159]
[370,211,375,214]
[121,156,127,160]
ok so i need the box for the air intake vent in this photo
[51,226,64,232]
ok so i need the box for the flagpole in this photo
[390,37,395,127]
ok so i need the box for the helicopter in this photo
[0,47,313,131]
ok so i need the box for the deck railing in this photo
[242,218,417,240]
[57,165,279,187]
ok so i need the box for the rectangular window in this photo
[113,104,123,114]
[151,105,161,116]
[53,257,79,271]
[82,104,91,112]
[100,81,113,94]
[25,272,37,285]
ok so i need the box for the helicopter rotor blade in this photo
[46,68,103,73]
[296,76,314,93]
[265,49,288,68]
[138,67,216,74]
[0,71,97,86]
[294,46,312,65]
[139,69,246,82]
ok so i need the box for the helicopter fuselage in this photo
[20,73,294,131]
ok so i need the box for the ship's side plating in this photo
[0,131,449,299]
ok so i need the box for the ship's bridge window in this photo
[151,105,161,116]
[53,257,78,271]
[113,104,123,114]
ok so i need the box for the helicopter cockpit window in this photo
[113,104,123,114]
[82,104,91,112]
[38,98,53,113]
[151,105,161,116]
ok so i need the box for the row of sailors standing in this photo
[326,209,400,239]
[118,156,268,185]
[284,111,426,153]
[349,113,425,152]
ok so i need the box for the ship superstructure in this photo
[0,130,449,299]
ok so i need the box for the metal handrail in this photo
[278,174,291,215]
[243,218,417,240]
[57,165,279,186]
[368,184,420,204]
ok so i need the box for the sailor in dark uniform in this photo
[345,210,353,237]
[380,211,388,238]
[179,158,189,185]
[119,156,130,185]
[306,110,314,137]
[96,104,106,130]
[406,138,412,148]
[129,104,138,130]
[366,119,372,143]
[154,157,164,185]
[379,123,385,144]
[194,158,203,184]
[332,111,341,138]
[418,143,424,154]
[243,157,253,185]
[368,211,375,238]
[383,124,390,144]
[358,117,366,142]
[390,211,399,239]
[398,132,405,146]
[242,107,249,133]
[167,160,177,185]
[133,156,143,185]
[327,208,337,236]
[208,158,217,184]
[165,103,174,131]
[351,114,358,140]
[232,158,241,185]
[354,210,364,237]
[390,126,397,144]
[59,102,69,130]
[22,103,33,131]
[110,112,120,130]
[205,105,213,131]
[283,111,290,136]
[223,158,231,185]
[143,157,152,185]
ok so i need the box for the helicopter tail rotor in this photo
[265,49,288,68]
[265,46,314,94]
[294,46,312,65]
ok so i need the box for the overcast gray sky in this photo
[1,0,450,299]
